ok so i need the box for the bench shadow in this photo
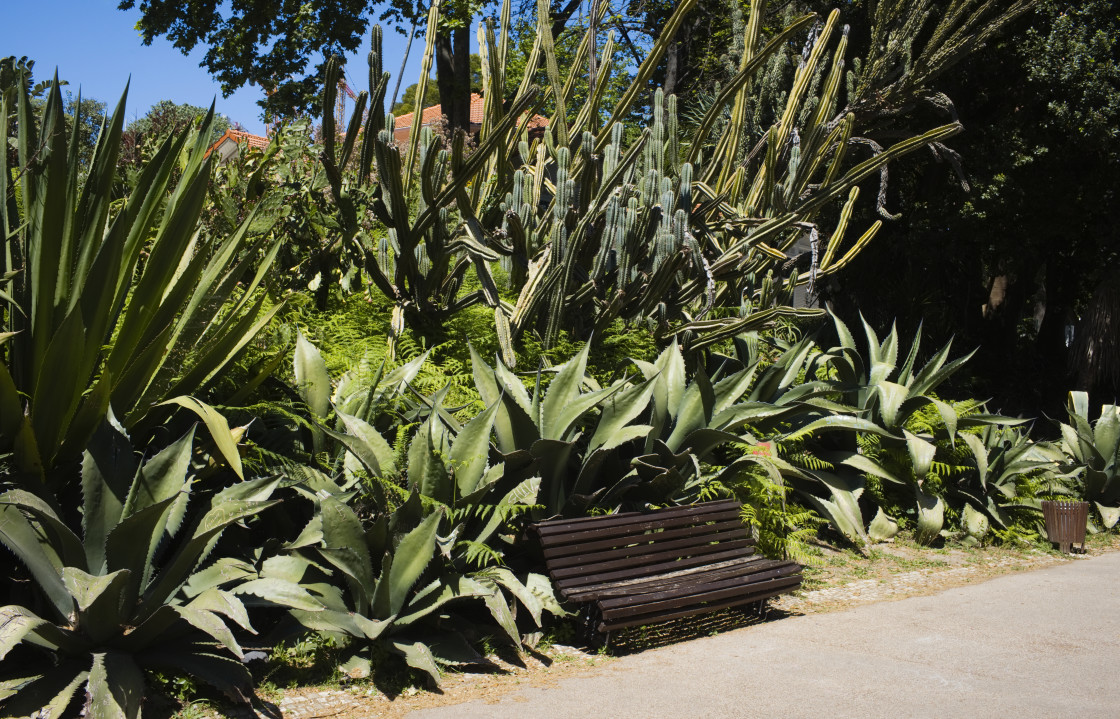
[603,605,794,656]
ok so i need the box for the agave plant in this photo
[467,341,666,516]
[262,492,484,684]
[0,62,283,478]
[271,413,561,683]
[818,313,984,438]
[0,416,312,717]
[610,339,825,505]
[1057,391,1120,529]
[952,424,1059,542]
[781,314,1016,544]
[245,337,563,682]
[724,313,1027,548]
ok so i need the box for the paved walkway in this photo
[407,552,1120,719]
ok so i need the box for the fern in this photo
[392,423,414,472]
[784,451,835,472]
[930,460,970,477]
[990,524,1042,548]
[455,540,505,569]
[696,479,733,503]
[721,448,824,564]
[450,500,537,529]
[735,471,823,565]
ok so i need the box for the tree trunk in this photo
[663,35,684,97]
[661,13,696,98]
[434,26,472,133]
[1072,271,1120,399]
[1036,259,1077,410]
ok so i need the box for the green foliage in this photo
[766,313,1017,547]
[502,2,966,353]
[119,0,374,117]
[5,2,1103,700]
[0,67,283,478]
[0,417,305,717]
[281,0,1005,366]
[125,99,232,144]
[231,334,567,684]
[729,451,824,565]
[1056,391,1120,529]
[828,0,1120,417]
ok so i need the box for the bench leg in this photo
[582,604,606,647]
[581,604,595,644]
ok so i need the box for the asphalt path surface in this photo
[407,552,1120,718]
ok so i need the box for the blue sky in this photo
[1,2,428,135]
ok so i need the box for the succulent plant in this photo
[1057,391,1120,528]
[0,64,283,478]
[0,416,311,717]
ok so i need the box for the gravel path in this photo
[405,552,1120,719]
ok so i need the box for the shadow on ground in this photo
[605,603,795,655]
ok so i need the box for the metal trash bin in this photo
[1041,500,1088,554]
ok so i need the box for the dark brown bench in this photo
[533,499,802,644]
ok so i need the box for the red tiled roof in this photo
[395,93,485,129]
[228,129,270,149]
[204,128,270,158]
[393,93,549,140]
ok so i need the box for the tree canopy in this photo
[119,0,378,118]
[125,99,231,141]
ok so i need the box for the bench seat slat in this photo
[588,557,789,599]
[549,533,754,578]
[566,556,784,601]
[534,500,741,537]
[598,576,803,632]
[541,519,746,560]
[598,562,802,612]
[536,508,743,548]
[555,542,757,592]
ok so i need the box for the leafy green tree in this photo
[118,0,499,131]
[125,99,231,142]
[118,99,232,179]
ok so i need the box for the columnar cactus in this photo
[311,0,995,361]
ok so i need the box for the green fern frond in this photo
[456,540,505,569]
[450,501,536,527]
[392,424,415,470]
[930,461,970,477]
[785,452,834,471]
[729,457,823,564]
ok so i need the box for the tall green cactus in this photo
[504,2,974,353]
[310,0,1005,362]
[316,5,539,365]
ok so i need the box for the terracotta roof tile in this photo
[204,128,270,158]
[393,93,549,139]
[228,129,270,149]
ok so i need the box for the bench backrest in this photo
[533,500,755,597]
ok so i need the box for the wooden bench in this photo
[533,499,802,643]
